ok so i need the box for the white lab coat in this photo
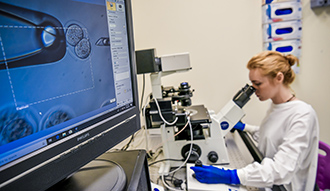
[237,100,319,191]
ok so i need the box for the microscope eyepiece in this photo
[245,85,256,96]
[233,84,256,108]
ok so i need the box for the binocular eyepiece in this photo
[233,84,256,108]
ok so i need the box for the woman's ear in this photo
[275,72,284,84]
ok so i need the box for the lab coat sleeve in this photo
[243,124,260,142]
[237,112,313,188]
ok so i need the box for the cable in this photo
[174,119,190,137]
[142,94,154,159]
[153,98,178,126]
[139,74,146,111]
[120,127,145,151]
[142,93,152,117]
[121,134,134,151]
[139,93,153,159]
[148,158,184,167]
[162,174,185,189]
[151,146,163,160]
[160,115,193,191]
[166,116,193,175]
[151,119,190,152]
[143,124,153,159]
[161,174,183,191]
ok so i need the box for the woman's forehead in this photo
[249,68,269,82]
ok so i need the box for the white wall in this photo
[131,0,330,145]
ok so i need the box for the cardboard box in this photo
[263,20,302,42]
[262,1,302,23]
[263,39,302,57]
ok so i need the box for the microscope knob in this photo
[192,159,203,179]
[184,150,200,163]
[181,144,202,163]
[194,159,203,167]
[207,151,219,163]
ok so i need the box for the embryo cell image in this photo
[0,105,38,145]
[40,106,75,131]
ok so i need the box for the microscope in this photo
[135,48,255,174]
[156,84,255,174]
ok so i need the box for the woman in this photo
[191,51,320,191]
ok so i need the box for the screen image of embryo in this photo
[0,0,128,149]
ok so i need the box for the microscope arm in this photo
[150,71,174,99]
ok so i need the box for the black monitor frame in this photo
[0,0,140,190]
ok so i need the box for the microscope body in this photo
[160,99,248,170]
[159,105,231,173]
[155,85,255,174]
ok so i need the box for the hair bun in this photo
[284,54,299,67]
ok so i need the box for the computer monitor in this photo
[0,0,140,190]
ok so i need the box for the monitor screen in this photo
[0,0,140,190]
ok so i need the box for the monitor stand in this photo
[47,150,152,191]
[47,158,126,191]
